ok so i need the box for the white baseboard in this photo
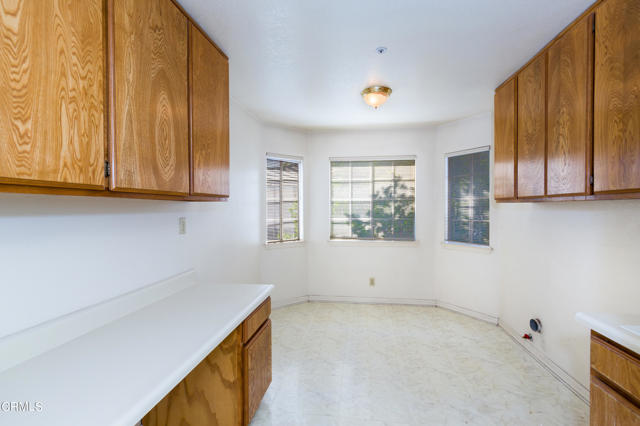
[272,295,309,309]
[499,320,590,405]
[436,301,499,325]
[308,294,437,306]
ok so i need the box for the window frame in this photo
[328,156,417,242]
[265,153,303,245]
[444,146,491,248]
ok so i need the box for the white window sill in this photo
[264,240,305,250]
[328,239,419,247]
[440,241,493,253]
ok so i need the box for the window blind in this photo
[267,158,300,243]
[446,149,490,246]
[330,159,416,241]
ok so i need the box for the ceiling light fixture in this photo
[361,86,392,109]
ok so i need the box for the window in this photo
[330,159,416,241]
[445,148,490,246]
[266,156,302,243]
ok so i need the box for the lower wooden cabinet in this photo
[142,298,272,426]
[590,331,640,425]
[591,376,640,425]
[244,320,272,424]
[142,326,244,426]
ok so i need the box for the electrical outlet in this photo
[178,217,187,235]
[369,277,375,286]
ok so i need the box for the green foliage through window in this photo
[330,160,416,241]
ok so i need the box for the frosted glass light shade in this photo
[361,86,392,109]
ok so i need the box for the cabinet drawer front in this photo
[591,376,640,426]
[591,334,640,402]
[243,297,271,343]
[244,319,272,424]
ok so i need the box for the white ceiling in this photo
[179,0,594,129]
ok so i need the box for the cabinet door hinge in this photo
[105,161,111,178]
[589,175,594,185]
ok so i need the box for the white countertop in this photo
[0,282,273,426]
[576,312,640,355]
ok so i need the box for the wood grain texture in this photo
[517,54,547,197]
[0,182,228,201]
[547,15,592,196]
[494,78,517,200]
[142,326,243,426]
[591,334,640,403]
[594,0,640,193]
[112,0,189,195]
[591,375,640,426]
[244,319,272,425]
[0,0,105,189]
[243,297,271,344]
[190,24,229,197]
[495,0,603,91]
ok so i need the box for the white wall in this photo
[432,112,640,390]
[433,113,499,319]
[306,128,437,303]
[259,125,310,305]
[0,101,309,339]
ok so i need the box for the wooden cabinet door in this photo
[190,25,230,197]
[142,326,243,426]
[518,55,547,198]
[591,376,640,426]
[494,78,517,200]
[0,0,105,189]
[111,0,189,195]
[547,16,593,196]
[594,0,640,193]
[244,319,272,425]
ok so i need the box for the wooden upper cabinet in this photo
[594,0,640,194]
[494,78,517,200]
[190,25,230,197]
[547,15,593,196]
[111,0,189,195]
[517,54,547,198]
[0,0,105,189]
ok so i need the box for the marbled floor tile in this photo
[253,303,588,426]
